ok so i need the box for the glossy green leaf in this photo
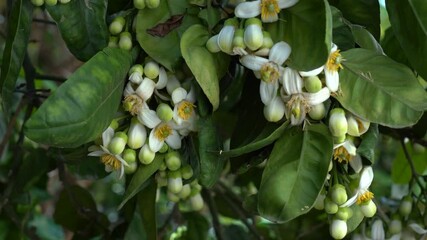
[198,6,221,31]
[25,47,133,148]
[136,1,200,71]
[391,143,427,184]
[136,181,157,240]
[181,25,220,110]
[330,0,380,39]
[266,0,332,71]
[381,27,411,67]
[357,124,379,163]
[198,117,223,188]
[257,124,333,223]
[182,212,210,240]
[46,0,108,61]
[350,25,383,54]
[119,154,164,209]
[386,0,427,80]
[0,0,33,115]
[336,49,427,128]
[331,6,354,51]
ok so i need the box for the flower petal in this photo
[269,41,291,66]
[165,130,182,149]
[304,87,330,105]
[218,25,235,53]
[88,150,105,157]
[350,155,363,173]
[138,104,161,129]
[186,86,196,103]
[172,87,187,105]
[166,74,181,95]
[123,82,135,97]
[156,67,168,89]
[129,72,143,84]
[341,194,358,207]
[325,69,339,92]
[260,80,278,105]
[240,55,269,71]
[234,1,261,19]
[282,67,303,95]
[102,127,114,147]
[278,0,299,9]
[359,166,374,189]
[135,77,155,100]
[300,66,324,77]
[148,129,164,152]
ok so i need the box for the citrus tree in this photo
[0,0,426,239]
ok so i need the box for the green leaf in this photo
[0,0,33,115]
[346,204,364,233]
[330,0,380,40]
[357,124,379,163]
[266,0,332,71]
[198,117,223,188]
[336,48,427,128]
[386,0,427,80]
[25,47,133,148]
[46,0,108,61]
[381,27,411,67]
[181,25,220,110]
[391,143,427,184]
[136,181,157,240]
[257,124,333,223]
[198,6,221,31]
[136,1,200,71]
[350,25,384,54]
[119,154,164,209]
[182,212,210,240]
[331,6,355,51]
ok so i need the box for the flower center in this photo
[123,95,143,116]
[178,101,195,120]
[260,62,280,83]
[333,146,353,163]
[326,50,344,72]
[155,124,172,141]
[357,191,374,205]
[260,0,280,21]
[101,154,121,170]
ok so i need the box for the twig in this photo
[35,74,66,82]
[202,189,225,240]
[32,18,56,25]
[401,139,427,200]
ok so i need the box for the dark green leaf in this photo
[181,25,220,110]
[119,155,164,209]
[25,47,133,148]
[182,212,209,240]
[357,124,379,163]
[0,0,33,115]
[381,28,411,66]
[257,124,333,223]
[198,6,221,30]
[136,180,157,240]
[336,49,427,128]
[46,0,108,61]
[331,6,355,51]
[391,143,427,184]
[350,25,383,54]
[386,0,427,80]
[198,117,223,188]
[136,1,200,71]
[266,0,332,71]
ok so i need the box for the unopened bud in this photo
[308,103,326,120]
[304,76,322,93]
[146,0,160,8]
[124,161,138,174]
[45,0,57,6]
[144,61,160,79]
[31,0,44,6]
[108,132,128,155]
[335,207,353,221]
[156,103,174,122]
[123,149,137,163]
[330,218,347,240]
[189,193,204,211]
[165,151,182,171]
[119,32,133,50]
[244,18,263,51]
[127,118,147,149]
[360,200,377,218]
[109,17,126,35]
[139,144,155,164]
[399,196,412,217]
[178,184,192,199]
[331,184,348,205]
[324,197,339,214]
[329,108,348,137]
[181,165,194,180]
[133,0,145,9]
[263,97,285,122]
[168,170,183,194]
[262,31,274,49]
[206,35,221,53]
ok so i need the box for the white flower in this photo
[171,87,197,132]
[156,67,168,89]
[333,139,363,173]
[145,111,182,152]
[235,0,299,23]
[341,166,374,207]
[240,41,291,105]
[88,127,128,178]
[280,67,330,125]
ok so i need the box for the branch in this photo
[201,189,224,240]
[401,139,427,200]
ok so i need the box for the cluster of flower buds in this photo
[31,0,70,7]
[108,16,133,51]
[133,0,160,10]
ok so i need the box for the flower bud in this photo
[371,219,385,240]
[329,108,348,137]
[109,17,126,35]
[314,193,326,210]
[335,207,353,221]
[119,32,133,50]
[159,143,169,153]
[304,76,322,93]
[108,36,119,48]
[165,151,182,171]
[308,103,326,120]
[334,135,346,144]
[45,0,57,6]
[146,0,160,9]
[389,219,402,235]
[156,171,168,187]
[124,161,137,174]
[139,144,155,164]
[218,18,238,54]
[178,184,192,199]
[108,132,128,155]
[331,184,348,205]
[31,0,44,7]
[168,170,183,194]
[144,61,160,79]
[181,165,194,180]
[123,149,137,163]
[156,103,174,122]
[329,218,347,240]
[127,118,147,149]
[59,0,70,3]
[399,196,412,217]
[262,31,274,49]
[324,197,339,214]
[189,193,204,211]
[360,200,377,218]
[206,35,221,53]
[263,97,285,122]
[347,115,370,137]
[233,29,245,49]
[133,0,145,9]
[110,119,119,130]
[244,18,263,51]
[129,64,144,84]
[167,191,180,202]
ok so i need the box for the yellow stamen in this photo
[260,0,280,22]
[333,146,353,163]
[357,191,374,205]
[178,101,195,120]
[326,50,344,72]
[123,95,143,115]
[155,124,172,141]
[260,62,280,83]
[101,154,121,170]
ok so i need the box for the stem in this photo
[202,189,224,240]
[400,139,427,200]
[35,74,66,82]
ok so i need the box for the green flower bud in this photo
[324,197,339,214]
[156,103,174,122]
[167,191,180,202]
[314,193,326,210]
[45,0,57,6]
[178,184,192,199]
[304,76,322,93]
[123,149,137,163]
[165,151,182,171]
[156,171,168,187]
[110,119,119,130]
[133,0,145,9]
[119,32,133,50]
[181,165,194,180]
[31,0,44,6]
[144,61,160,79]
[262,31,274,49]
[360,200,377,218]
[263,97,286,122]
[127,118,147,149]
[189,193,204,211]
[244,18,263,51]
[108,36,119,48]
[399,196,412,217]
[159,160,167,171]
[329,108,348,137]
[139,144,155,164]
[124,161,137,174]
[145,0,160,9]
[389,219,402,235]
[308,103,326,120]
[59,0,70,3]
[168,170,183,194]
[109,17,126,35]
[233,29,245,49]
[330,218,347,240]
[129,64,144,76]
[206,35,221,53]
[335,207,353,221]
[108,132,128,155]
[159,143,169,153]
[333,135,346,144]
[331,184,348,205]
